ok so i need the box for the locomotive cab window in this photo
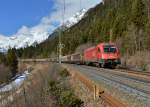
[104,45,116,53]
[98,48,101,52]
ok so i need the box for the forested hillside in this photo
[18,0,150,58]
[0,49,18,83]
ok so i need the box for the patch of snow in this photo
[0,70,29,93]
[64,9,87,28]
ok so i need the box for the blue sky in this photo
[0,0,101,37]
[0,0,54,36]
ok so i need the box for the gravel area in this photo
[69,77,110,107]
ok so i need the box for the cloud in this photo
[2,0,102,37]
[34,0,102,31]
[0,0,102,49]
[46,0,102,24]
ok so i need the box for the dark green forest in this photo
[17,0,150,58]
[0,48,18,83]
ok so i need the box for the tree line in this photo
[0,48,18,83]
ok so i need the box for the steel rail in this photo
[83,65,150,83]
[103,68,150,83]
[116,68,150,76]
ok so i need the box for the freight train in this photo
[53,43,121,68]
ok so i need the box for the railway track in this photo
[67,64,150,98]
[86,66,150,83]
[117,65,150,76]
[86,66,149,93]
[90,69,149,96]
[62,64,150,107]
[116,68,150,77]
[62,64,126,107]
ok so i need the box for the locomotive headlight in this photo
[102,54,105,59]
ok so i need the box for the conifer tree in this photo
[131,0,145,28]
[7,48,18,77]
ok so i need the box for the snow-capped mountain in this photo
[0,9,87,52]
[0,31,49,51]
[64,9,86,28]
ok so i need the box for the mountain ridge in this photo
[0,9,87,52]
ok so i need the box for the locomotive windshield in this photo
[103,45,117,53]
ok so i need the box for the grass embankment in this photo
[10,63,83,107]
[47,69,84,107]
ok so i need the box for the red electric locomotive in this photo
[84,43,121,67]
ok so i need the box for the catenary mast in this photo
[59,0,65,64]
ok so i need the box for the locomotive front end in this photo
[98,43,121,67]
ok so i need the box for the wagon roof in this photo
[97,43,115,46]
[84,46,96,51]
